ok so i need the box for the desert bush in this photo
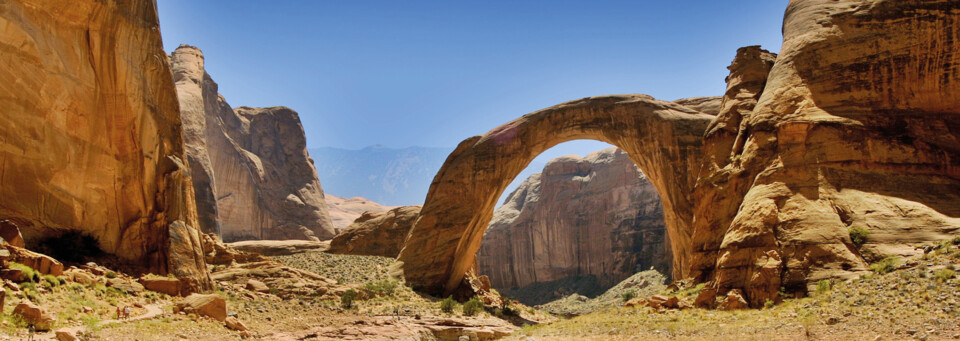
[341,289,358,309]
[934,269,956,282]
[870,257,899,275]
[462,296,483,316]
[363,280,398,297]
[41,274,60,288]
[9,262,37,283]
[621,290,637,302]
[849,228,870,247]
[440,296,456,313]
[105,271,118,279]
[815,280,832,295]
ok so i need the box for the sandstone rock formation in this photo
[398,95,715,294]
[476,148,670,292]
[170,45,335,242]
[673,97,722,116]
[328,206,421,257]
[689,0,960,306]
[325,195,396,232]
[0,0,210,289]
[398,0,960,304]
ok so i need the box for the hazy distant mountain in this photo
[310,145,544,207]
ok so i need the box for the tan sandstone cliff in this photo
[170,45,336,242]
[476,148,670,291]
[690,0,960,306]
[397,0,959,304]
[328,206,421,257]
[0,0,210,288]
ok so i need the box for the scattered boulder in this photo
[245,279,269,293]
[13,302,56,331]
[625,295,681,310]
[0,220,26,248]
[140,276,188,296]
[63,268,98,285]
[694,288,719,309]
[107,278,144,294]
[225,316,248,331]
[720,289,748,310]
[6,245,63,276]
[0,268,27,283]
[55,329,77,341]
[176,294,227,321]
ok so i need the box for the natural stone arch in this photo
[397,94,715,295]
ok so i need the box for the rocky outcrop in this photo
[690,0,960,306]
[325,195,395,232]
[398,95,715,295]
[328,206,421,257]
[674,97,723,116]
[476,148,670,291]
[170,46,335,242]
[0,0,210,289]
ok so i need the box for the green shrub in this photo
[341,289,358,309]
[815,280,832,295]
[8,263,37,283]
[42,275,60,289]
[849,228,870,247]
[105,271,118,279]
[462,296,483,316]
[764,299,776,309]
[363,280,398,297]
[934,269,956,282]
[870,257,899,275]
[621,289,637,302]
[440,296,456,313]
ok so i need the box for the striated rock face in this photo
[673,97,723,116]
[0,0,210,288]
[398,95,715,295]
[476,148,670,291]
[170,46,335,242]
[325,195,396,232]
[328,206,421,257]
[690,0,960,306]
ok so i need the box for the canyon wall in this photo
[476,148,670,291]
[170,45,336,242]
[690,0,960,306]
[0,0,210,288]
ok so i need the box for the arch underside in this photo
[396,94,715,295]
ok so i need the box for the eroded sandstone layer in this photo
[398,95,715,294]
[170,46,336,242]
[476,148,670,291]
[690,0,960,306]
[328,206,421,257]
[0,0,210,288]
[325,195,396,232]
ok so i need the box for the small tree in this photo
[849,227,870,247]
[622,290,637,302]
[341,289,358,309]
[440,296,456,313]
[462,296,483,316]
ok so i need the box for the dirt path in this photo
[40,304,164,339]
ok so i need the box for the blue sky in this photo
[158,1,786,159]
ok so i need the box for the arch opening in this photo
[397,94,715,296]
[477,140,673,305]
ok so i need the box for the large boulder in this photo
[328,206,421,257]
[0,220,25,248]
[175,294,227,321]
[170,45,336,242]
[0,0,211,289]
[6,245,63,276]
[13,302,55,331]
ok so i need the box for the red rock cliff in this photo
[0,0,211,288]
[476,148,671,290]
